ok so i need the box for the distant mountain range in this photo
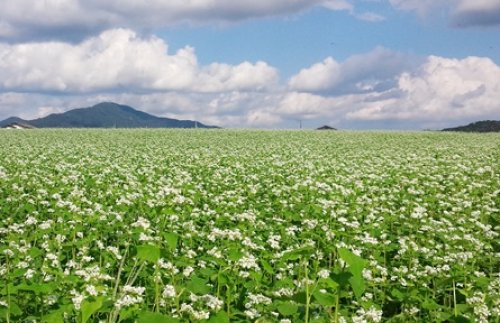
[442,120,500,133]
[0,102,218,129]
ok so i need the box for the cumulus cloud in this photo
[345,56,500,124]
[452,0,500,27]
[285,53,500,129]
[0,29,278,94]
[288,47,421,95]
[390,0,500,27]
[1,47,499,130]
[0,0,353,41]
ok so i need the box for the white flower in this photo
[238,255,260,271]
[162,285,176,299]
[122,285,145,295]
[106,246,122,260]
[86,284,98,296]
[131,217,151,230]
[24,269,35,279]
[244,308,260,319]
[183,266,194,277]
[318,269,330,279]
[72,293,85,310]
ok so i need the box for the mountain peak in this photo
[1,102,219,129]
[442,120,500,132]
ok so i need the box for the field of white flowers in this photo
[0,129,499,323]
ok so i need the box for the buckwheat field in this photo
[0,130,499,323]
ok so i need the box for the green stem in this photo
[112,247,128,300]
[6,256,10,323]
[304,262,310,323]
[154,267,160,312]
[453,279,457,317]
[334,292,340,323]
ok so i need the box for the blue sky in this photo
[160,6,499,78]
[0,0,499,129]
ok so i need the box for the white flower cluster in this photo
[352,306,383,323]
[467,292,491,323]
[115,285,146,309]
[237,254,261,271]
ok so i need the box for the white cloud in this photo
[286,52,500,128]
[390,0,500,27]
[288,47,421,94]
[453,0,500,27]
[346,56,500,123]
[1,50,499,130]
[0,29,278,94]
[289,57,342,92]
[0,0,353,41]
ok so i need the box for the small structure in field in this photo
[2,123,35,129]
[316,125,337,130]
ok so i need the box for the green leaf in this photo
[208,311,230,323]
[8,302,23,316]
[320,277,339,290]
[164,233,178,251]
[338,248,366,300]
[338,248,365,276]
[227,248,243,261]
[218,272,229,286]
[391,288,405,301]
[137,245,161,263]
[17,283,56,294]
[313,291,336,307]
[277,302,299,316]
[282,247,313,261]
[448,315,471,323]
[261,259,274,274]
[137,311,180,323]
[292,292,307,304]
[186,276,211,295]
[81,297,103,323]
[332,272,352,287]
[42,310,64,323]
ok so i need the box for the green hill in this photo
[0,102,218,128]
[442,120,500,133]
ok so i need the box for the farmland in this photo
[0,129,499,322]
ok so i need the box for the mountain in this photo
[0,102,218,128]
[442,120,500,133]
[0,117,31,127]
[316,125,337,130]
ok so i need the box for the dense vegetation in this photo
[0,130,499,322]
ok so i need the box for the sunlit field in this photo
[0,129,499,323]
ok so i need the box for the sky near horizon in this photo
[0,1,499,129]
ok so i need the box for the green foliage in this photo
[137,245,161,263]
[81,297,103,323]
[0,129,498,322]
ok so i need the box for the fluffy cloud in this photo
[288,47,421,95]
[0,0,353,41]
[390,0,500,27]
[283,53,500,129]
[452,0,500,27]
[1,47,499,130]
[0,29,278,93]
